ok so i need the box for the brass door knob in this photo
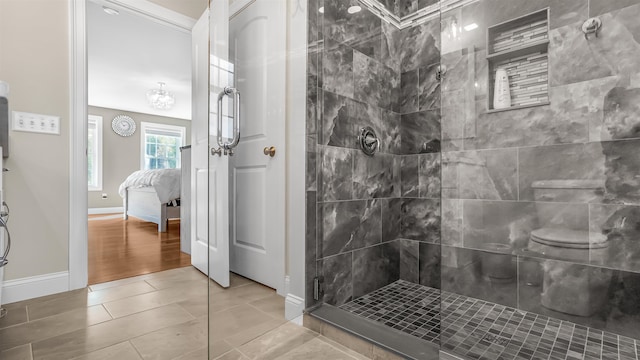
[263,146,276,157]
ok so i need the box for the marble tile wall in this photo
[306,0,321,309]
[437,0,640,343]
[308,0,640,344]
[306,0,443,308]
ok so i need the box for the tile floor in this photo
[16,268,640,359]
[0,267,372,360]
[341,280,640,360]
[341,280,441,343]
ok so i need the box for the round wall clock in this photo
[111,115,136,137]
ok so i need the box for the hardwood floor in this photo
[88,215,191,285]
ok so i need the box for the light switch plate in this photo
[12,111,60,135]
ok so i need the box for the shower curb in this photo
[305,304,440,360]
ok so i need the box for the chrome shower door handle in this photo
[217,86,241,154]
[0,217,10,268]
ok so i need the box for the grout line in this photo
[516,147,520,202]
[549,322,562,359]
[516,253,520,311]
[172,301,201,319]
[531,317,550,357]
[243,296,283,319]
[127,340,145,360]
[618,334,622,360]
[507,310,528,356]
[379,194,383,245]
[234,339,255,359]
[320,237,437,261]
[212,349,236,360]
[144,279,161,291]
[595,328,604,360]
[101,304,115,320]
[562,323,576,360]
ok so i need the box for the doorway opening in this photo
[85,0,196,285]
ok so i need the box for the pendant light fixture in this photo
[146,82,175,110]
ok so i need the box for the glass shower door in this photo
[438,0,640,359]
[304,0,444,358]
[205,0,289,357]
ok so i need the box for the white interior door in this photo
[191,5,230,288]
[228,0,286,292]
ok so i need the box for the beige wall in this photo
[88,106,191,209]
[0,0,204,283]
[0,0,70,280]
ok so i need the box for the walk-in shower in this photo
[305,0,640,359]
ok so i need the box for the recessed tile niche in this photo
[487,8,550,112]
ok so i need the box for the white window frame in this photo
[87,115,103,191]
[140,122,186,170]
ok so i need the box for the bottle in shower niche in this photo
[493,68,511,109]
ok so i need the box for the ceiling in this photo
[87,1,193,120]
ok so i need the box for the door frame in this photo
[68,0,197,290]
[69,0,88,291]
[68,0,307,319]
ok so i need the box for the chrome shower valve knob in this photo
[582,17,602,40]
[358,126,380,156]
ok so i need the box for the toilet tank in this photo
[532,179,604,203]
[532,180,604,229]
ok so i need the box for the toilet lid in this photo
[530,228,609,249]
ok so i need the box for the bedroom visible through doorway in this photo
[86,1,196,285]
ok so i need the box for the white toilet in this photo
[528,228,608,264]
[528,179,612,317]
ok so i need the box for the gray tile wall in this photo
[438,0,640,343]
[305,0,442,308]
[307,0,640,345]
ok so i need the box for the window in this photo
[140,122,186,170]
[87,115,103,191]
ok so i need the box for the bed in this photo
[119,169,181,232]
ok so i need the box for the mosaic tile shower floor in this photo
[340,280,640,360]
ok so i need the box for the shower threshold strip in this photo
[308,304,439,360]
[340,280,640,360]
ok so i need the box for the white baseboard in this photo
[283,275,290,295]
[289,315,303,326]
[285,293,305,321]
[88,207,123,215]
[283,275,305,321]
[2,271,70,305]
